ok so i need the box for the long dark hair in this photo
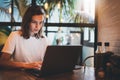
[21,5,46,39]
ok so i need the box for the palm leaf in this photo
[36,0,75,19]
[14,0,29,17]
[0,7,10,21]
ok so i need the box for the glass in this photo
[83,27,95,42]
[0,0,11,22]
[45,27,95,46]
[0,0,95,23]
[46,26,83,45]
[13,0,31,22]
[0,0,31,22]
[36,0,95,23]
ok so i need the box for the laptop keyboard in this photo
[25,69,41,77]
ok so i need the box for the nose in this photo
[35,23,40,28]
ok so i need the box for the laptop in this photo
[26,45,82,77]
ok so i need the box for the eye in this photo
[31,20,37,24]
[31,20,44,25]
[39,21,44,25]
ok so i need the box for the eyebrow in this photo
[31,20,44,22]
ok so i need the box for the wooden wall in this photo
[97,0,120,55]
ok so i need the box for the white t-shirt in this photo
[2,31,50,63]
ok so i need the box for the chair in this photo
[82,55,94,80]
[82,55,94,70]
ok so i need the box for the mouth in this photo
[35,28,39,31]
[33,29,39,33]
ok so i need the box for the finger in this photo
[34,66,41,70]
[34,61,42,64]
[33,63,42,68]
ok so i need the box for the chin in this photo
[34,31,39,34]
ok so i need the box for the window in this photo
[0,0,96,47]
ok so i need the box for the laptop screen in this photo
[40,45,82,77]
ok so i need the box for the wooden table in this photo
[0,67,95,80]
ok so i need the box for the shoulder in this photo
[10,30,21,35]
[9,30,21,37]
[42,35,51,45]
[7,31,23,41]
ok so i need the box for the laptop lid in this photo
[39,45,82,77]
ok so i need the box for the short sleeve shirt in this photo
[2,31,50,63]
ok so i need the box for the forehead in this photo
[32,15,44,21]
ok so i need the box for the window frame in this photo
[0,0,97,47]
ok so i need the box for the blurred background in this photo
[0,0,96,66]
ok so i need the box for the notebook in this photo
[27,45,82,77]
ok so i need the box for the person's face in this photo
[29,15,44,35]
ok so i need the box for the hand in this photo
[24,61,42,70]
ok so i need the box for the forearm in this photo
[0,53,27,69]
[0,53,42,70]
[0,60,42,70]
[0,60,26,69]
